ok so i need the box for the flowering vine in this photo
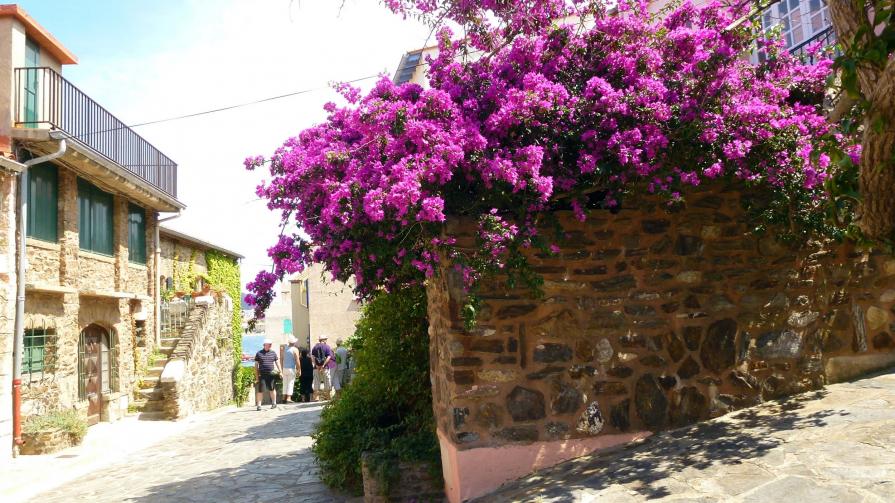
[245,0,854,319]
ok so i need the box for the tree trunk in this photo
[829,1,895,240]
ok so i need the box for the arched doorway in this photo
[78,324,111,425]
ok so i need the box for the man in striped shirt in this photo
[254,338,281,411]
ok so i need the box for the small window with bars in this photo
[23,327,55,374]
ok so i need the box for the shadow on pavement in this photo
[479,390,849,502]
[129,451,355,503]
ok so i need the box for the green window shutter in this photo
[78,178,114,255]
[23,328,48,374]
[24,38,40,127]
[26,162,58,242]
[128,204,146,264]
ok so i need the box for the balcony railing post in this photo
[13,66,178,200]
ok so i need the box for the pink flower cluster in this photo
[245,0,846,317]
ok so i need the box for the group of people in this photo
[252,335,351,410]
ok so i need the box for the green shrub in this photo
[234,366,256,406]
[312,287,441,495]
[23,410,87,441]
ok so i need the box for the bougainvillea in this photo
[245,0,853,318]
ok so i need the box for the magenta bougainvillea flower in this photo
[245,0,848,318]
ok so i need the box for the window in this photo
[78,178,114,255]
[26,162,58,242]
[761,0,831,50]
[128,204,146,263]
[23,327,53,374]
[299,279,309,307]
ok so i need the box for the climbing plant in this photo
[205,250,243,366]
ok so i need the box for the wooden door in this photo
[81,326,104,425]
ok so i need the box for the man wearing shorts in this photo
[254,338,281,410]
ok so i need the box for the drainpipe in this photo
[12,138,66,452]
[155,213,181,347]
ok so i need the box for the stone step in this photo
[139,376,160,388]
[145,365,166,378]
[137,387,162,400]
[131,396,166,412]
[160,337,180,345]
[136,411,169,421]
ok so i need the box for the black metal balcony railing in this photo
[14,67,177,199]
[789,25,837,65]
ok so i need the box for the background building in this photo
[290,263,360,349]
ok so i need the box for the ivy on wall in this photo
[205,250,243,366]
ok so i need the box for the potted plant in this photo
[20,410,87,455]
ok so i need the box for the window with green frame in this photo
[128,204,147,264]
[26,162,58,242]
[78,178,114,255]
[23,327,53,374]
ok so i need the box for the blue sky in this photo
[15,0,430,289]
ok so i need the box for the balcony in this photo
[789,25,837,64]
[14,66,178,199]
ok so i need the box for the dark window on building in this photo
[128,204,146,264]
[394,51,422,84]
[26,162,58,242]
[78,178,114,255]
[23,327,53,374]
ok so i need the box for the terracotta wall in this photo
[428,187,895,451]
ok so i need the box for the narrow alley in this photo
[13,403,353,503]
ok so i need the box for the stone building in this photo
[0,5,238,460]
[290,263,361,349]
[0,4,185,457]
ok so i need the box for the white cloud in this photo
[60,0,430,289]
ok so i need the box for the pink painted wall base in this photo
[437,428,652,502]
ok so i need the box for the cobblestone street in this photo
[24,403,353,503]
[480,369,895,502]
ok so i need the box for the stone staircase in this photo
[133,335,182,420]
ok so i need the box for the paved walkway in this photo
[13,403,352,503]
[480,369,895,502]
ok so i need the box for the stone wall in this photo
[158,297,234,419]
[159,237,209,291]
[18,166,158,425]
[427,187,895,499]
[0,172,17,460]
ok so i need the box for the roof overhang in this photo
[0,4,77,65]
[159,226,244,259]
[12,128,185,212]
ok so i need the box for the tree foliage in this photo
[312,287,439,494]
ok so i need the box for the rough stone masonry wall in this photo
[158,299,234,419]
[427,187,895,450]
[19,170,157,419]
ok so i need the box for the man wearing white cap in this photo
[282,336,300,403]
[254,339,281,410]
[311,335,335,400]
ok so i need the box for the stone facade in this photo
[158,298,234,419]
[0,171,16,460]
[427,187,895,500]
[158,236,209,293]
[18,165,158,428]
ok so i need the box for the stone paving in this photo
[479,369,895,502]
[25,403,355,503]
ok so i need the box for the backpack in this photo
[312,345,327,367]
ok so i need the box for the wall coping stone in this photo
[25,237,60,251]
[160,359,185,384]
[78,250,116,263]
